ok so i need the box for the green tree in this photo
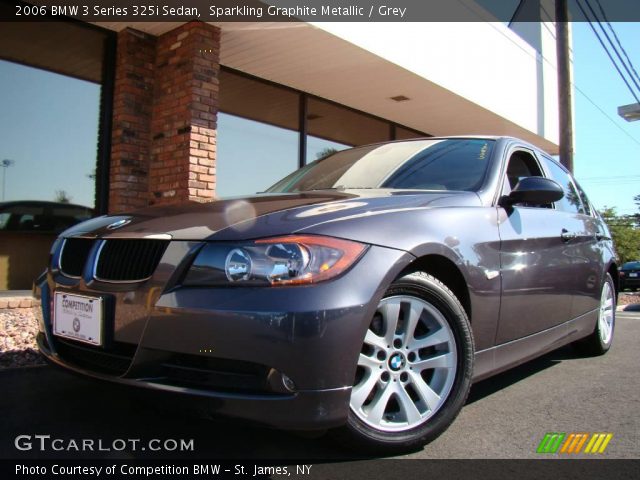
[600,206,640,264]
[54,190,72,204]
[315,147,339,160]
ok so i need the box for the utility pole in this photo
[1,159,15,201]
[556,0,574,172]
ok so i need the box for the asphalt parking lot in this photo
[1,313,638,461]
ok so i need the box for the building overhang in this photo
[93,20,560,154]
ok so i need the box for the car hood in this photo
[62,189,482,241]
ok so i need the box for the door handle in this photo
[561,229,576,242]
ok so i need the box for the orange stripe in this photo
[574,434,589,453]
[560,434,575,453]
[567,434,582,453]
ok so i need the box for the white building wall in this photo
[312,21,560,146]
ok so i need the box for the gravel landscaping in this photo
[619,291,640,306]
[0,307,45,369]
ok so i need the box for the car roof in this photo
[349,136,549,156]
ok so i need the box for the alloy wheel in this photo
[598,281,614,345]
[350,295,457,432]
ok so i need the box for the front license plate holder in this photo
[53,292,104,346]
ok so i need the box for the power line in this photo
[574,0,640,103]
[582,0,640,97]
[573,83,640,148]
[582,175,640,180]
[487,22,640,149]
[594,0,640,86]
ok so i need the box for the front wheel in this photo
[335,272,474,453]
[573,273,616,356]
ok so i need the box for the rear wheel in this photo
[336,272,474,453]
[573,273,615,356]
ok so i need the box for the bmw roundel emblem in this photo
[72,317,81,333]
[106,218,131,230]
[389,353,406,371]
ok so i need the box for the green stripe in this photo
[549,433,566,453]
[537,433,554,453]
[537,433,567,454]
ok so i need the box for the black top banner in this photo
[3,0,640,22]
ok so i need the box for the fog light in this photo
[282,373,296,392]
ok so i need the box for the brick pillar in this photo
[149,22,219,205]
[109,28,155,213]
[108,23,219,213]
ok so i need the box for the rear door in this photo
[537,155,603,319]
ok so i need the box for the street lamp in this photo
[618,103,640,122]
[1,159,15,201]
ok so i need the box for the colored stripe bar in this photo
[598,434,613,453]
[549,433,566,453]
[560,434,575,453]
[573,434,589,454]
[537,433,554,453]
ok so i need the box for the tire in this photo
[334,272,474,454]
[573,273,616,356]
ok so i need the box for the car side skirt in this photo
[473,309,598,382]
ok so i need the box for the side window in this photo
[573,180,593,216]
[502,150,548,207]
[540,157,586,214]
[1,206,45,231]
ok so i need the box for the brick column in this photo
[149,22,219,205]
[108,22,219,213]
[109,28,156,213]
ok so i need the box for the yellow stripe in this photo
[590,434,606,454]
[574,434,589,454]
[598,434,613,453]
[560,434,575,453]
[584,434,599,453]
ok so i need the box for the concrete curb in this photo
[0,296,39,310]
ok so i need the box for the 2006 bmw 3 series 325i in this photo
[35,137,617,453]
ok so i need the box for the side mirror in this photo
[500,177,564,206]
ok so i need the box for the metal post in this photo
[556,0,574,172]
[1,159,15,201]
[298,94,308,168]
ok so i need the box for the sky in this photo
[0,60,99,207]
[0,21,639,214]
[571,22,640,215]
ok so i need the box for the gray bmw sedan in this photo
[35,137,617,452]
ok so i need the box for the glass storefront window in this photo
[306,97,390,147]
[396,126,430,140]
[0,21,108,290]
[306,136,349,163]
[0,60,100,208]
[216,113,299,198]
[217,70,300,198]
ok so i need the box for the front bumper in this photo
[36,242,412,430]
[620,276,640,289]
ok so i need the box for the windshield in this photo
[266,139,495,193]
[623,262,640,270]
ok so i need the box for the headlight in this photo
[183,235,367,286]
